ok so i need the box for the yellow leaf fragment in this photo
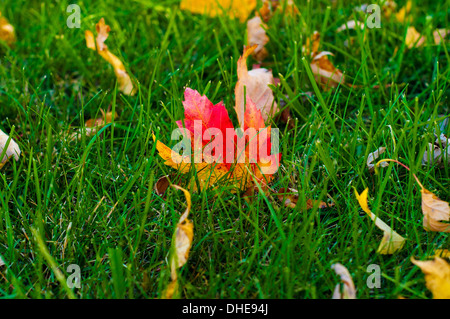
[395,0,412,23]
[331,263,356,299]
[0,11,16,46]
[411,257,450,299]
[354,188,406,254]
[180,0,256,23]
[421,188,450,233]
[434,249,450,259]
[0,129,21,169]
[165,185,193,299]
[85,18,136,96]
[405,26,426,49]
[235,45,278,127]
[247,16,269,62]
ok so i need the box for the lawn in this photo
[0,0,449,299]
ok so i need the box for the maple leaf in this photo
[85,18,136,96]
[0,11,16,46]
[235,46,278,127]
[411,257,450,299]
[155,88,280,192]
[180,0,256,23]
[354,188,406,254]
[0,129,21,170]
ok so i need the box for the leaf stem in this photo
[375,158,424,190]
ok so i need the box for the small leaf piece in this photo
[354,188,406,254]
[367,147,388,172]
[247,16,269,62]
[331,263,356,299]
[0,11,16,46]
[411,257,450,299]
[0,129,21,169]
[421,188,450,233]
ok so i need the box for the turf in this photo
[0,0,449,299]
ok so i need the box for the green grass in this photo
[0,0,449,299]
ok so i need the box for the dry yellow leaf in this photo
[164,185,193,299]
[235,45,278,127]
[354,188,406,254]
[247,16,269,62]
[405,26,426,49]
[395,0,412,23]
[434,249,450,259]
[411,257,450,299]
[85,18,136,96]
[0,11,15,46]
[331,263,356,299]
[180,0,256,23]
[0,129,21,169]
[421,188,450,233]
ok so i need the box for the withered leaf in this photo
[0,11,16,46]
[354,188,406,254]
[0,129,21,169]
[180,0,256,23]
[421,188,450,233]
[85,18,136,96]
[247,15,269,62]
[411,257,450,299]
[235,45,278,127]
[331,263,356,299]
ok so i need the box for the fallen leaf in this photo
[434,249,450,259]
[304,31,345,90]
[164,185,193,299]
[395,0,412,23]
[155,175,171,196]
[155,88,281,192]
[180,0,256,23]
[336,20,364,32]
[367,147,388,172]
[0,129,21,169]
[85,18,136,96]
[277,187,333,209]
[421,188,450,233]
[331,263,356,299]
[235,46,278,127]
[411,257,450,299]
[0,11,16,46]
[247,16,269,62]
[0,256,4,267]
[354,188,406,254]
[405,26,426,49]
[422,134,449,167]
[70,109,118,140]
[433,29,450,45]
